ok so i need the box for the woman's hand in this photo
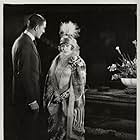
[54,95,61,103]
[53,92,61,103]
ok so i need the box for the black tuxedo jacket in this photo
[12,33,41,107]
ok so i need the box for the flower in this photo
[108,40,137,80]
[115,46,121,54]
[107,64,117,72]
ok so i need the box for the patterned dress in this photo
[43,52,86,140]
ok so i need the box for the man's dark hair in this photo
[27,14,46,29]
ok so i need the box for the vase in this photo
[120,78,137,88]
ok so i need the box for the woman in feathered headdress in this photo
[43,21,86,140]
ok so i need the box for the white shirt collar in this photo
[24,30,35,41]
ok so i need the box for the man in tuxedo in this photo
[11,14,46,140]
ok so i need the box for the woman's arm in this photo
[71,56,86,101]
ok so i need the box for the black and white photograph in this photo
[3,3,138,140]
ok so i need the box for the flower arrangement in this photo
[107,40,137,80]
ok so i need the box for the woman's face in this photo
[60,43,72,54]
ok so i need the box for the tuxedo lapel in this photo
[32,40,42,73]
[32,40,39,56]
[22,33,39,56]
[22,33,42,73]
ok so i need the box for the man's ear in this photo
[34,25,39,31]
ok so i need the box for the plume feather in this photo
[59,21,80,38]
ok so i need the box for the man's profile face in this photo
[36,21,46,39]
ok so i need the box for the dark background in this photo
[4,4,137,89]
[4,4,137,140]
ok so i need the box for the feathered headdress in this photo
[59,21,80,38]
